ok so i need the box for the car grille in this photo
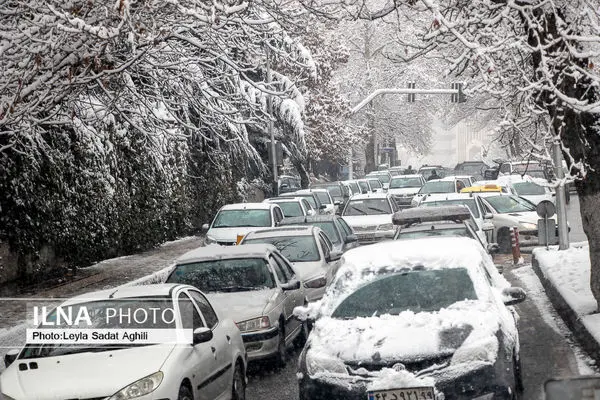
[394,196,414,205]
[217,241,236,246]
[353,225,377,232]
[346,355,453,375]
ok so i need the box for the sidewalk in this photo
[0,235,204,366]
[531,242,600,363]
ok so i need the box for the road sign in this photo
[536,200,556,218]
[538,218,558,246]
[381,147,395,153]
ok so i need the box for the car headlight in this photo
[109,371,164,400]
[519,222,537,231]
[236,316,270,332]
[204,235,217,245]
[377,223,394,231]
[304,276,327,289]
[305,349,347,376]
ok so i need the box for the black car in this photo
[454,161,490,181]
[279,215,359,253]
[296,237,526,400]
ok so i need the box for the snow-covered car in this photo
[264,197,316,218]
[0,284,247,400]
[166,244,307,365]
[411,178,463,207]
[341,193,397,244]
[495,175,555,206]
[419,192,495,246]
[295,237,526,400]
[295,188,337,215]
[478,193,560,252]
[279,215,360,253]
[240,226,341,302]
[387,174,426,209]
[202,202,285,246]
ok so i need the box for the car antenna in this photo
[108,288,119,299]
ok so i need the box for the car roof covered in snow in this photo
[176,243,276,264]
[220,202,275,211]
[61,283,191,306]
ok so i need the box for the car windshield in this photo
[375,174,390,183]
[212,209,271,228]
[332,268,478,318]
[418,181,455,194]
[513,182,546,195]
[368,179,382,188]
[20,298,174,359]
[390,177,422,189]
[313,191,331,204]
[167,258,275,292]
[421,199,479,218]
[343,198,391,216]
[395,226,471,240]
[294,194,317,208]
[310,221,341,244]
[275,201,303,217]
[243,236,320,262]
[485,195,536,213]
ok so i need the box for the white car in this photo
[202,202,284,246]
[419,192,495,246]
[411,178,463,207]
[240,226,342,302]
[478,193,560,252]
[295,189,337,215]
[264,197,316,218]
[0,284,247,400]
[442,175,476,187]
[387,174,426,209]
[366,171,392,190]
[495,175,555,205]
[167,244,307,365]
[341,193,397,244]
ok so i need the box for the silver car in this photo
[240,226,342,302]
[166,244,307,366]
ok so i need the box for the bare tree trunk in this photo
[578,192,600,307]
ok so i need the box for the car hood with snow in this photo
[0,345,174,399]
[207,288,279,323]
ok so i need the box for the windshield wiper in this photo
[367,207,389,213]
[349,206,367,215]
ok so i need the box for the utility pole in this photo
[266,46,277,195]
[348,148,353,180]
[552,138,570,249]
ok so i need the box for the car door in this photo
[176,291,221,400]
[271,252,303,338]
[267,254,300,340]
[187,289,233,398]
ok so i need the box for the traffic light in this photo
[407,82,416,102]
[451,82,466,103]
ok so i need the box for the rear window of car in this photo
[421,199,479,218]
[368,179,382,188]
[311,221,341,244]
[419,181,455,194]
[513,182,546,195]
[275,201,303,217]
[314,191,331,204]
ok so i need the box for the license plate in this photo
[367,387,435,400]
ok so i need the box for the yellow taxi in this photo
[460,184,504,193]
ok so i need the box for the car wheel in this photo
[178,384,194,400]
[498,228,511,254]
[293,321,309,349]
[232,361,246,400]
[275,326,287,369]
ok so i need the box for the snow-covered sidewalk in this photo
[532,242,600,363]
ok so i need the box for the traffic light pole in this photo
[552,139,570,250]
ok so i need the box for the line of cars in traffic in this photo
[1,161,555,399]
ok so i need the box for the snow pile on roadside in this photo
[533,243,596,315]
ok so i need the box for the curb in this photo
[531,254,600,364]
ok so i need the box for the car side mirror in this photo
[4,349,19,368]
[328,250,342,262]
[488,243,500,254]
[346,234,358,243]
[193,327,213,345]
[281,279,301,291]
[201,223,210,232]
[502,287,527,305]
[484,213,493,220]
